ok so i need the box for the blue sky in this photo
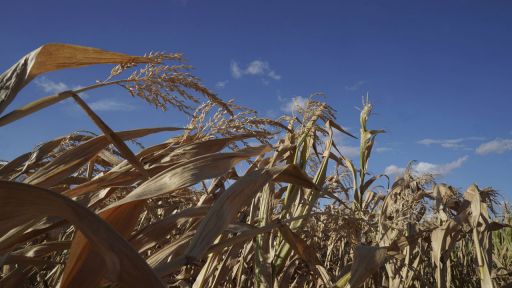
[1,0,511,199]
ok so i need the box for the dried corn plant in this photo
[0,44,511,288]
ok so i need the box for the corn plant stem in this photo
[254,184,273,287]
[272,123,333,276]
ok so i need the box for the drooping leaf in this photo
[0,181,164,288]
[104,145,272,210]
[278,224,332,286]
[155,164,317,276]
[24,127,182,188]
[0,43,150,116]
[347,245,388,288]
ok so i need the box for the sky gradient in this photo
[1,0,511,199]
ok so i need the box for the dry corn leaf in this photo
[155,164,317,276]
[60,202,146,288]
[24,127,182,188]
[11,241,70,258]
[104,145,272,210]
[0,181,164,288]
[464,184,494,288]
[207,213,323,256]
[65,135,256,198]
[61,145,271,286]
[278,224,333,286]
[130,206,210,251]
[347,245,388,288]
[146,231,196,268]
[0,153,31,179]
[0,43,150,115]
[0,266,33,287]
[155,134,261,165]
[71,93,148,178]
[1,136,72,180]
[464,184,482,228]
[431,214,466,288]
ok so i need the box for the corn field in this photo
[0,44,511,288]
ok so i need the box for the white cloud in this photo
[230,60,281,81]
[476,138,512,155]
[415,156,468,175]
[230,61,242,79]
[345,81,365,91]
[88,99,135,112]
[337,145,389,158]
[281,96,307,113]
[215,80,229,89]
[339,145,360,158]
[417,137,484,149]
[35,77,88,98]
[329,127,360,158]
[268,70,281,80]
[245,60,267,75]
[36,78,69,94]
[384,165,405,176]
[376,147,391,153]
[385,155,469,177]
[35,78,134,112]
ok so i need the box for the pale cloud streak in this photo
[345,81,365,91]
[35,77,87,98]
[384,165,405,176]
[417,137,484,149]
[35,78,134,112]
[476,138,512,155]
[88,99,135,112]
[375,147,391,153]
[36,78,69,94]
[331,127,360,158]
[215,80,229,89]
[384,155,469,177]
[339,145,360,158]
[338,144,390,158]
[230,61,242,78]
[230,60,281,81]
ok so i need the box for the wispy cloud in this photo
[35,77,87,98]
[36,78,69,94]
[385,155,469,177]
[88,99,135,112]
[417,137,485,149]
[281,96,307,113]
[345,80,365,91]
[245,60,267,75]
[230,60,281,81]
[267,70,281,80]
[331,128,361,158]
[338,144,390,157]
[215,80,229,89]
[476,138,512,155]
[35,78,133,112]
[384,165,405,176]
[375,147,391,153]
[339,145,360,158]
[414,156,468,175]
[230,61,242,78]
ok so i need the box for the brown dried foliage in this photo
[0,44,511,288]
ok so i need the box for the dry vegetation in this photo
[0,44,511,287]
